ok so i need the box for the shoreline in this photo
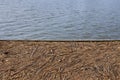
[0,40,120,42]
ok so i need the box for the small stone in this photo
[58,59,62,62]
[117,47,120,50]
[5,59,8,62]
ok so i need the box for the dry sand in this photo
[0,41,120,80]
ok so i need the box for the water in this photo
[0,0,120,40]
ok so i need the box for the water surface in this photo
[0,0,120,40]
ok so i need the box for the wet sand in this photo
[0,40,120,80]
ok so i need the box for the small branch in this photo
[11,62,34,77]
[35,58,51,75]
[30,45,39,58]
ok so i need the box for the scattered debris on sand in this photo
[0,41,120,80]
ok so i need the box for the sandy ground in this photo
[0,41,120,80]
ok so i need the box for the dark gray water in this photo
[0,0,120,40]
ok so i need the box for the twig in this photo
[11,62,35,77]
[30,45,39,58]
[59,67,63,80]
[35,58,51,75]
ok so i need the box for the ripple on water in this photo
[0,0,120,40]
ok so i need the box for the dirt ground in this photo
[0,41,120,80]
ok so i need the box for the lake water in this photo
[0,0,120,40]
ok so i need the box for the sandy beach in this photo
[0,40,120,80]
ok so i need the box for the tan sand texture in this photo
[0,41,120,80]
